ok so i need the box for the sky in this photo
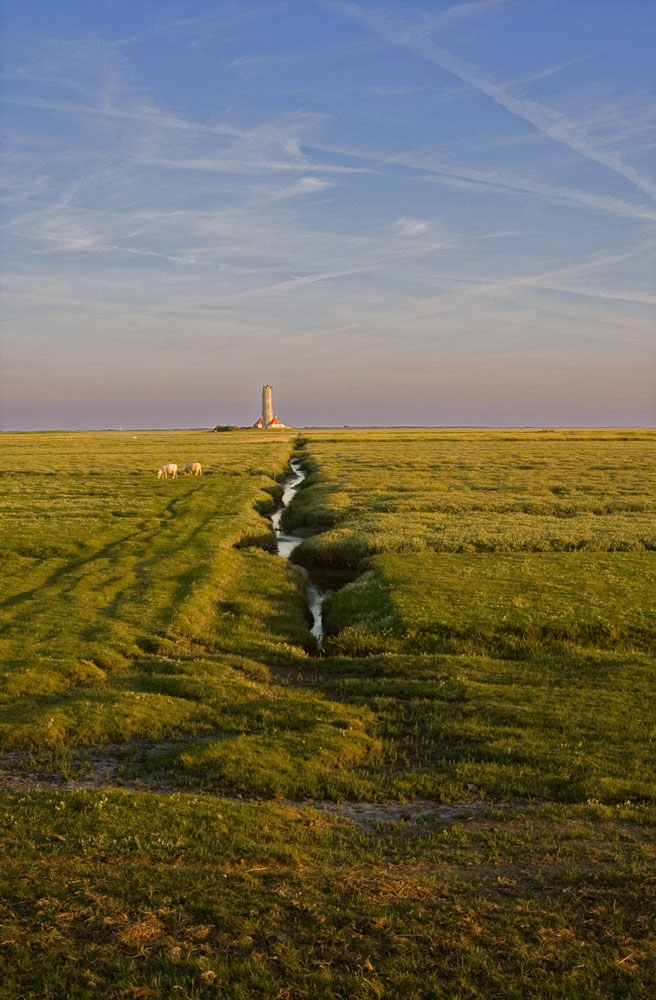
[1,0,655,430]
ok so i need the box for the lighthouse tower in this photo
[254,385,289,429]
[262,385,274,426]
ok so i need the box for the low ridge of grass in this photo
[323,551,656,656]
[293,650,656,804]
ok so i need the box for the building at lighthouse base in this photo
[253,416,289,429]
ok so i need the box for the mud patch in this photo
[306,798,530,832]
[0,749,534,834]
[0,736,224,793]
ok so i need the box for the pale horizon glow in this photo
[1,0,655,430]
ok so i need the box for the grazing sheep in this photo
[183,462,202,476]
[157,463,178,479]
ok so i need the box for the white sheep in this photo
[157,463,178,479]
[183,462,202,476]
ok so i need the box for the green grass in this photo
[0,430,305,695]
[0,430,380,799]
[296,650,656,804]
[1,427,655,997]
[288,428,656,564]
[1,791,654,999]
[323,551,656,655]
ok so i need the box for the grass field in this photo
[2,793,654,1000]
[1,427,654,997]
[287,428,656,564]
[323,551,656,655]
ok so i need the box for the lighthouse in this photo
[254,385,289,429]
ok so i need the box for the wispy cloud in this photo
[324,1,656,203]
[225,264,380,299]
[298,241,656,351]
[515,54,599,88]
[306,139,656,223]
[364,84,416,97]
[393,217,431,237]
[288,176,335,196]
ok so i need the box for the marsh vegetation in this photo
[1,427,654,997]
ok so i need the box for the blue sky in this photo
[2,0,654,429]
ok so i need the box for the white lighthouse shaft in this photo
[262,385,274,426]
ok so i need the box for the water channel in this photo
[271,458,330,649]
